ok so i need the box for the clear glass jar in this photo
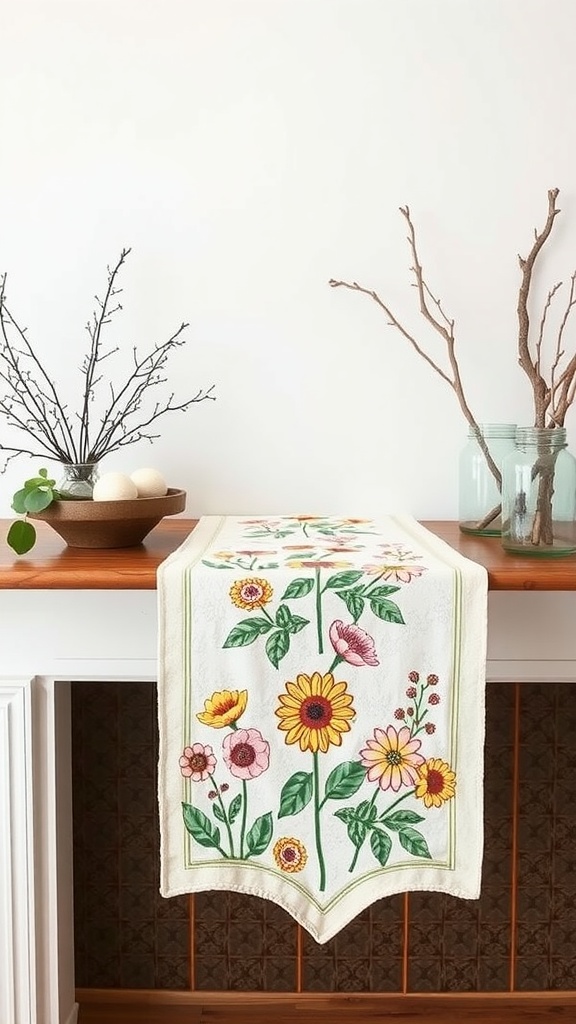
[501,427,576,556]
[57,462,99,499]
[459,424,516,535]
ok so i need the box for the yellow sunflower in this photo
[196,688,247,728]
[415,757,456,808]
[229,577,273,611]
[275,671,355,753]
[273,836,308,873]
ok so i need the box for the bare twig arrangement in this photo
[0,248,215,471]
[329,188,576,539]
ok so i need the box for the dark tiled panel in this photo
[72,681,576,993]
[72,681,190,990]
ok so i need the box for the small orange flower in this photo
[273,837,308,873]
[229,577,273,610]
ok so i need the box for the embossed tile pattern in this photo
[72,681,576,993]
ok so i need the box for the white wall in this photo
[1,0,576,520]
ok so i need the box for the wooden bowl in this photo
[29,488,187,548]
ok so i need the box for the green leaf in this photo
[366,585,400,598]
[212,803,225,823]
[181,802,221,849]
[355,799,378,824]
[281,577,315,600]
[275,604,292,628]
[223,617,273,648]
[399,827,432,859]
[24,486,54,513]
[370,598,405,624]
[286,614,309,634]
[11,488,30,514]
[370,828,392,867]
[39,468,48,478]
[228,793,242,824]
[278,771,313,818]
[266,629,290,669]
[245,812,273,857]
[380,809,425,830]
[7,519,37,555]
[24,475,55,490]
[324,761,367,802]
[335,806,370,848]
[338,590,365,619]
[324,570,364,590]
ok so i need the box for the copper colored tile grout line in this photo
[296,924,303,992]
[402,892,410,993]
[508,682,521,992]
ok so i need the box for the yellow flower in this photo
[229,577,273,611]
[273,836,308,873]
[196,688,248,729]
[415,758,456,808]
[275,671,355,753]
[360,725,425,792]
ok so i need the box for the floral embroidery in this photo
[196,688,248,728]
[183,514,460,892]
[415,758,456,808]
[275,671,355,754]
[360,726,425,792]
[229,577,273,611]
[223,728,270,779]
[329,619,379,667]
[273,836,308,873]
[179,743,216,781]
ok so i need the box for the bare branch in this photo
[0,250,216,474]
[330,204,502,489]
[517,188,561,426]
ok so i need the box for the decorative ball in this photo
[130,468,168,498]
[92,472,139,501]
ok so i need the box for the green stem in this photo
[209,773,236,858]
[348,788,379,873]
[315,568,324,655]
[327,653,343,675]
[261,606,275,624]
[240,780,248,859]
[348,788,415,873]
[313,751,327,892]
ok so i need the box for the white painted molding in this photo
[0,678,36,1024]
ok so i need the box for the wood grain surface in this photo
[2,518,576,590]
[76,989,576,1023]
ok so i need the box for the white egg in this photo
[92,472,139,501]
[130,468,168,498]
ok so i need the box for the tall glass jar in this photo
[501,427,576,556]
[459,424,516,535]
[57,462,100,499]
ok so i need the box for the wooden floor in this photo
[77,992,576,1023]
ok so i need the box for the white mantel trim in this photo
[0,678,36,1024]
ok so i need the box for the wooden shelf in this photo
[1,518,576,591]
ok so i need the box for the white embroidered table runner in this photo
[157,515,488,943]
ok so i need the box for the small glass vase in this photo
[458,423,516,535]
[501,427,576,556]
[57,462,99,500]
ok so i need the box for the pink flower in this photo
[223,728,270,780]
[329,619,379,667]
[380,565,427,583]
[360,725,425,792]
[179,743,216,781]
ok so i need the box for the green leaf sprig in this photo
[7,468,59,555]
